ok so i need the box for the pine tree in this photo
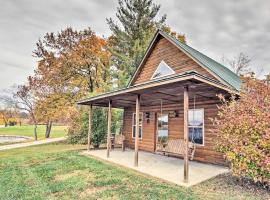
[107,0,166,87]
[107,0,186,87]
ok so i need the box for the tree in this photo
[33,27,111,96]
[222,52,251,75]
[0,106,15,127]
[0,92,21,127]
[214,75,270,186]
[33,27,112,138]
[67,106,119,148]
[2,83,39,140]
[107,0,186,87]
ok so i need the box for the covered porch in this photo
[78,71,235,185]
[82,148,228,187]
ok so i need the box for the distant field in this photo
[0,125,67,140]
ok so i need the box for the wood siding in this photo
[122,99,225,165]
[132,37,220,85]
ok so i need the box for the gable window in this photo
[151,60,175,79]
[132,112,143,138]
[188,109,204,145]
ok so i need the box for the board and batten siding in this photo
[132,37,220,86]
[122,99,225,165]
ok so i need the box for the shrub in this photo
[214,77,270,187]
[67,107,121,148]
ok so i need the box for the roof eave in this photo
[77,72,236,105]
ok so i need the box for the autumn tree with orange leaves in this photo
[214,75,270,186]
[32,27,112,138]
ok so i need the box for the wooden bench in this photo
[110,134,125,151]
[157,139,196,160]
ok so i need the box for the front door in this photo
[156,113,169,151]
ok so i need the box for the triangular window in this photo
[151,60,175,79]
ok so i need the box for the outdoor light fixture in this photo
[145,112,150,123]
[168,110,179,118]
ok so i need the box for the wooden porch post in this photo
[183,86,189,183]
[107,100,112,158]
[134,94,140,167]
[87,104,93,151]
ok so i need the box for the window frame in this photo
[188,108,205,146]
[150,60,175,80]
[132,112,143,139]
[157,113,169,136]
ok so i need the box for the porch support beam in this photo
[87,104,92,151]
[107,100,112,158]
[183,86,189,183]
[134,94,140,167]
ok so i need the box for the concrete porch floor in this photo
[82,148,228,187]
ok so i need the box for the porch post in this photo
[134,94,140,167]
[87,104,93,151]
[183,86,189,183]
[107,100,112,158]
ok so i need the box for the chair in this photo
[110,134,125,151]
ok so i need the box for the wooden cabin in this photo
[78,30,241,180]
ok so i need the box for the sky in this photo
[0,0,269,91]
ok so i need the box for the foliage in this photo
[68,107,103,147]
[214,75,270,186]
[1,84,40,140]
[68,107,121,148]
[107,0,186,87]
[0,93,20,126]
[0,108,16,127]
[32,27,112,137]
[33,27,111,96]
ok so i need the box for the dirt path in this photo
[0,137,66,151]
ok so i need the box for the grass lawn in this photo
[0,125,67,140]
[0,142,268,200]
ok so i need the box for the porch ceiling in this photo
[78,72,233,108]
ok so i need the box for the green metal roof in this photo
[159,31,242,91]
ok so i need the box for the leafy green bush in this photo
[214,77,270,187]
[67,107,121,148]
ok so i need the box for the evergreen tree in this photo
[107,0,166,87]
[107,0,186,87]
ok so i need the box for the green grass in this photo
[0,143,268,200]
[0,125,67,140]
[0,142,196,200]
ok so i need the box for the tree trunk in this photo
[3,116,7,127]
[34,123,38,141]
[45,121,53,138]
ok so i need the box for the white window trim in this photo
[188,108,205,146]
[132,112,143,139]
[151,60,175,80]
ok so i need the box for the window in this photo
[188,109,204,145]
[132,112,143,138]
[157,114,169,144]
[151,60,175,79]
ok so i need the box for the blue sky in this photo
[0,0,269,91]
